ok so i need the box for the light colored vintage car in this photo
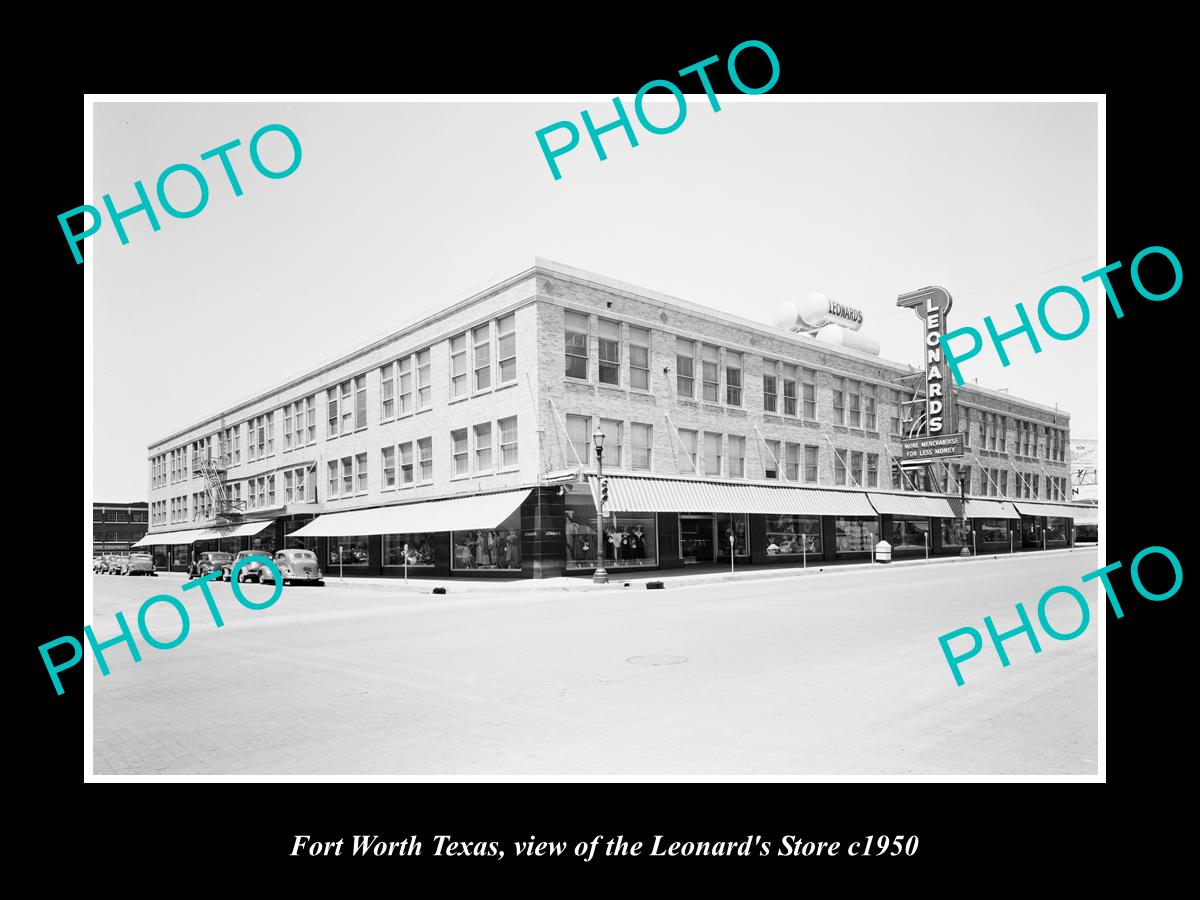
[122,553,156,576]
[260,549,324,586]
[223,550,273,583]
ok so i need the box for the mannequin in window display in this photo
[475,530,489,567]
[565,511,579,564]
[457,536,475,569]
[505,529,520,568]
[631,523,646,564]
[489,530,501,567]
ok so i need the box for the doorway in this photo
[679,515,715,564]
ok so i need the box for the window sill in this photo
[449,474,471,482]
[494,380,519,393]
[498,466,520,474]
[448,395,471,405]
[415,407,433,416]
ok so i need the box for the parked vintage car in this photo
[107,555,129,574]
[222,550,272,583]
[260,549,324,586]
[93,556,107,573]
[188,551,234,579]
[123,552,156,576]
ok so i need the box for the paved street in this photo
[91,550,1098,776]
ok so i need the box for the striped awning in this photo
[1013,501,1085,520]
[132,527,211,547]
[591,476,877,517]
[289,489,531,538]
[866,492,960,518]
[963,498,1023,520]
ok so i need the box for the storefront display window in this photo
[565,493,657,569]
[252,532,276,555]
[452,510,521,570]
[153,546,168,569]
[1045,517,1068,541]
[835,516,877,553]
[892,515,930,549]
[765,515,822,556]
[940,518,966,547]
[979,518,1010,542]
[219,537,241,555]
[172,545,190,568]
[715,513,749,557]
[330,535,369,567]
[384,533,436,567]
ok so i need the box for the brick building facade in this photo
[137,259,1079,577]
[93,502,149,556]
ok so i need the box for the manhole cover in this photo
[627,655,688,666]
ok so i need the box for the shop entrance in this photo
[679,515,715,564]
[679,513,750,563]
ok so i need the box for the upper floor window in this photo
[678,428,698,474]
[398,356,413,416]
[567,414,591,467]
[499,417,519,468]
[599,418,623,468]
[802,369,817,420]
[728,435,745,478]
[763,439,780,480]
[565,311,589,380]
[381,362,396,420]
[417,437,433,483]
[629,327,650,390]
[598,319,620,385]
[703,432,722,475]
[676,338,695,398]
[726,352,742,406]
[862,384,876,430]
[416,349,432,410]
[782,364,798,417]
[473,325,491,392]
[497,314,517,384]
[832,380,846,425]
[701,345,720,402]
[631,423,653,471]
[450,334,468,400]
[763,372,778,413]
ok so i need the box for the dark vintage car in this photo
[223,550,273,583]
[188,551,234,580]
[261,549,324,586]
[123,552,156,576]
[106,555,129,575]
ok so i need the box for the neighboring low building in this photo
[136,259,1079,576]
[93,502,149,556]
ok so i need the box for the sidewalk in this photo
[148,545,1094,594]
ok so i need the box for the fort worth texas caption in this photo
[291,834,919,860]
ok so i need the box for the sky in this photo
[91,99,1098,501]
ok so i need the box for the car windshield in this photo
[286,551,316,560]
[131,554,151,560]
[209,553,233,562]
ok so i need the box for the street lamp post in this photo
[592,426,609,585]
[958,474,971,557]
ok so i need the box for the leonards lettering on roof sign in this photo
[937,246,1183,385]
[896,286,956,450]
[534,40,780,181]
[58,124,303,265]
[936,545,1183,686]
[38,560,284,696]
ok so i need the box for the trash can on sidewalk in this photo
[875,539,892,564]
